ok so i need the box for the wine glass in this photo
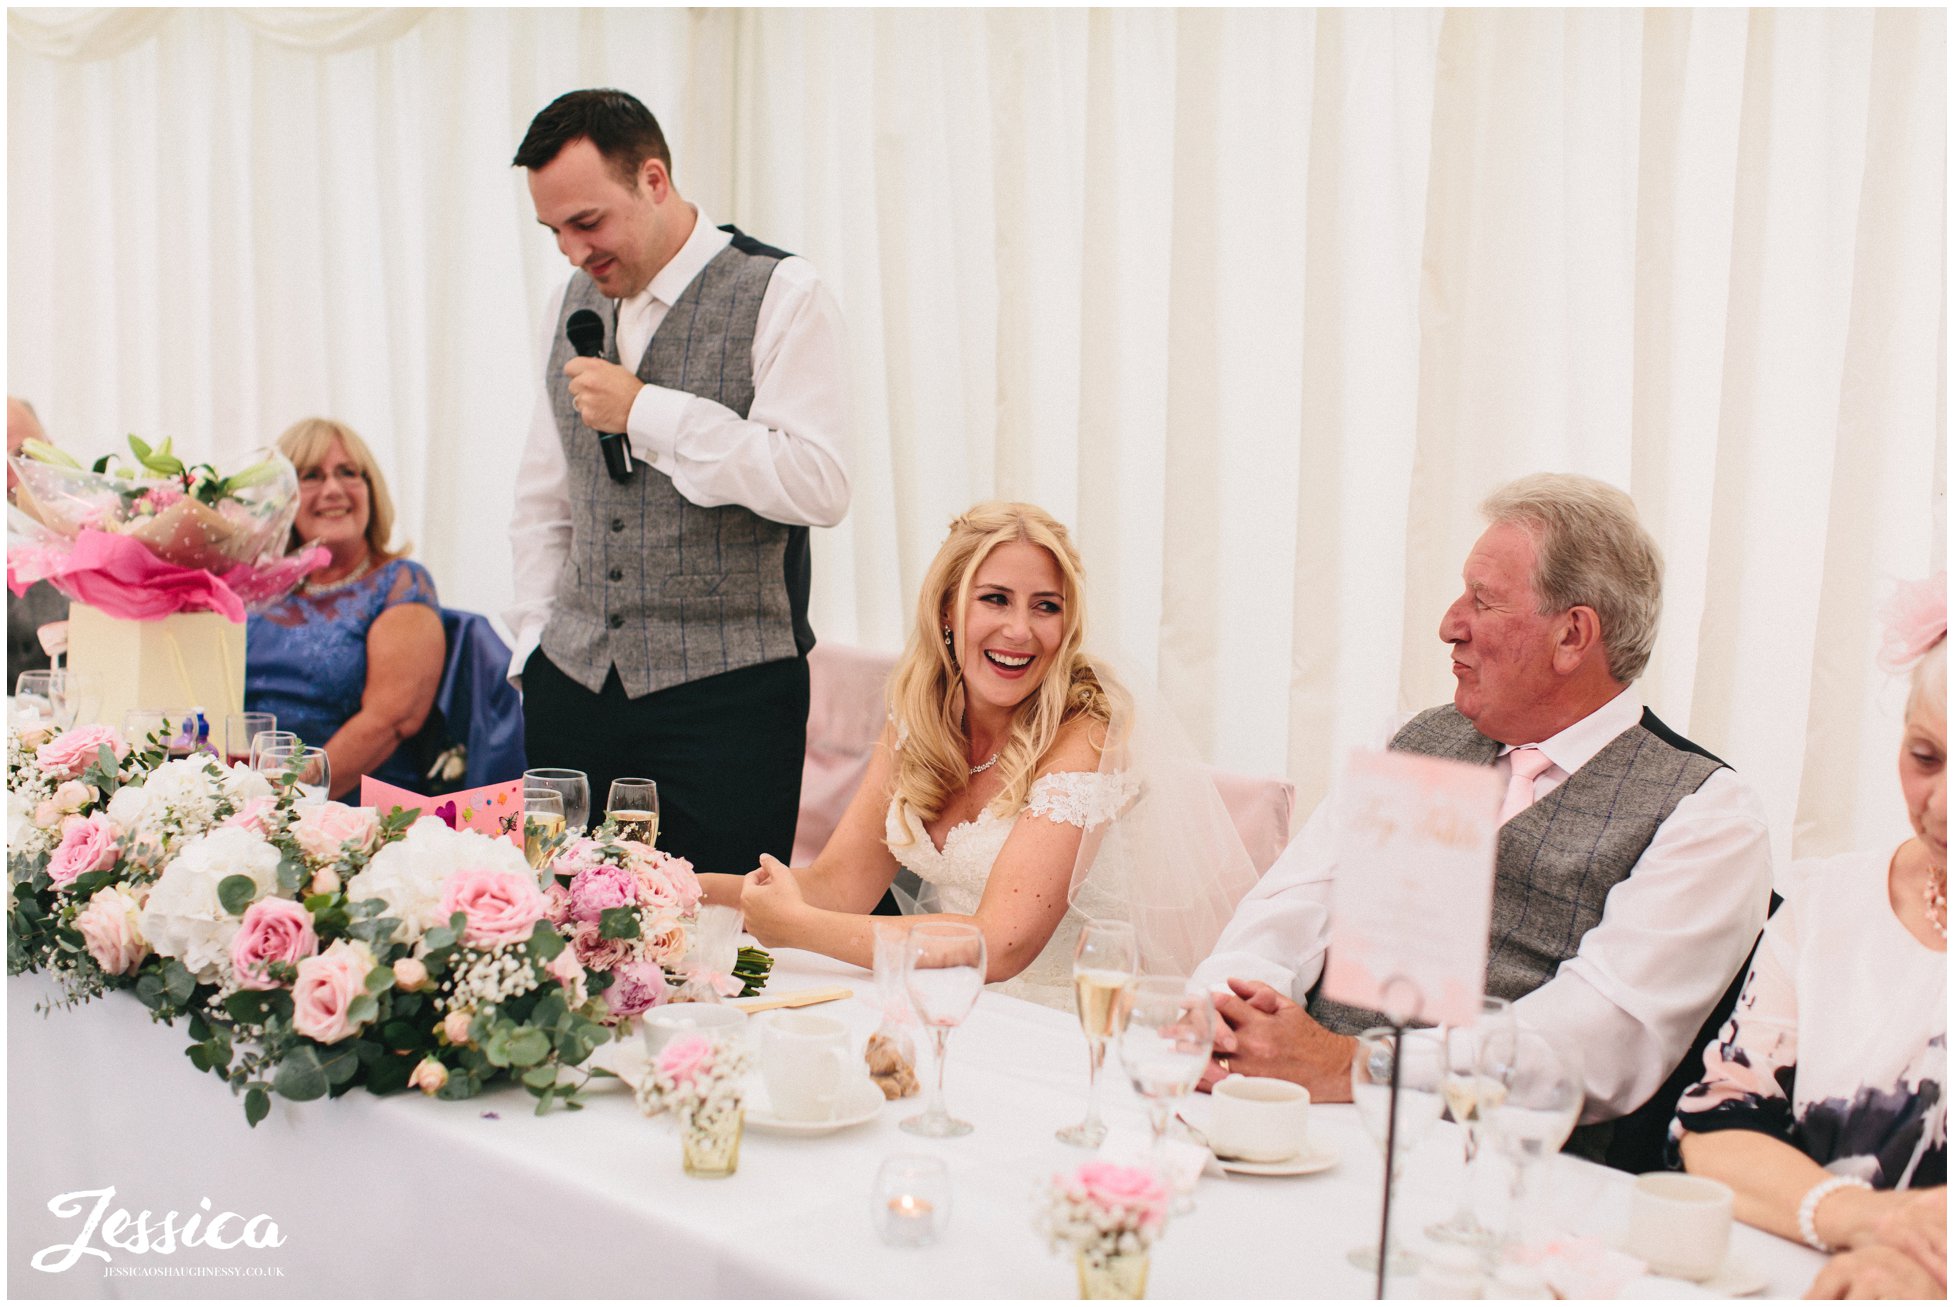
[899,922,987,1138]
[121,709,167,747]
[46,670,99,729]
[249,730,299,769]
[1426,995,1515,1246]
[523,788,567,870]
[260,744,330,804]
[14,670,54,725]
[226,712,276,767]
[524,768,590,833]
[1348,1025,1447,1276]
[1477,1027,1583,1254]
[606,777,660,846]
[1116,977,1214,1207]
[1056,920,1138,1147]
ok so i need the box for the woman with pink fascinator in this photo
[1674,575,1947,1299]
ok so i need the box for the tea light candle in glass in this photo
[871,1155,949,1248]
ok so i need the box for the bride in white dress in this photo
[701,502,1254,1008]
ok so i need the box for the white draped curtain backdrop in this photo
[10,8,1945,868]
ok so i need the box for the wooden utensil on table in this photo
[731,986,854,1014]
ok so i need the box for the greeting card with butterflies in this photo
[358,776,524,846]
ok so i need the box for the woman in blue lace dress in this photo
[246,419,445,798]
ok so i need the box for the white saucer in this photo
[1213,1139,1340,1176]
[745,1077,886,1134]
[1623,1249,1768,1298]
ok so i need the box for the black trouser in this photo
[521,651,808,877]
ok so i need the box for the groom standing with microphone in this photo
[506,89,852,876]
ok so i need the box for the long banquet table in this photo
[10,949,1827,1299]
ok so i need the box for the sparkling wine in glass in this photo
[1056,920,1137,1147]
[524,768,590,834]
[900,922,987,1138]
[226,712,276,768]
[1348,1025,1447,1277]
[1116,977,1214,1207]
[1426,995,1514,1246]
[1477,1027,1583,1254]
[524,788,568,870]
[606,777,660,846]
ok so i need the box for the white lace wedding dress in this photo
[884,771,1136,1009]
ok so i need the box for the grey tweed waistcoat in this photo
[1311,703,1725,1038]
[540,227,814,697]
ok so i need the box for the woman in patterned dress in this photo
[1675,576,1945,1295]
[703,501,1249,1007]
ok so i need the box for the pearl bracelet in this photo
[1797,1175,1872,1251]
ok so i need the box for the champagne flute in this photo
[250,730,299,770]
[1477,1027,1583,1254]
[524,788,567,870]
[1116,977,1214,1207]
[606,777,660,846]
[1348,1025,1447,1276]
[226,712,276,767]
[899,922,987,1138]
[1426,995,1514,1245]
[524,768,590,834]
[1056,920,1138,1147]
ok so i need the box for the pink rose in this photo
[629,846,702,913]
[439,866,548,947]
[75,887,148,975]
[46,814,121,888]
[547,950,588,1005]
[442,1009,476,1045]
[290,802,380,863]
[32,799,61,829]
[143,484,185,511]
[408,1057,449,1095]
[544,881,572,926]
[222,794,280,836]
[607,960,668,1018]
[34,724,123,781]
[290,940,376,1043]
[641,915,690,967]
[571,921,631,974]
[310,868,341,896]
[1073,1162,1169,1229]
[550,838,606,881]
[228,898,319,990]
[566,862,636,923]
[393,957,429,991]
[51,780,95,813]
[654,1031,714,1086]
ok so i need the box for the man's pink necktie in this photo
[1497,746,1554,825]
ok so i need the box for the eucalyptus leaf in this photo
[273,1047,328,1101]
[216,875,258,917]
[244,1085,271,1127]
[505,1027,551,1068]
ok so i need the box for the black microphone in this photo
[565,308,634,484]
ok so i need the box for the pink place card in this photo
[358,777,524,848]
[1321,749,1503,1027]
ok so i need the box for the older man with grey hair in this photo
[1191,473,1772,1164]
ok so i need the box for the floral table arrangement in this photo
[636,1031,752,1177]
[7,719,769,1125]
[1037,1161,1173,1300]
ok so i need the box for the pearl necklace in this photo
[1926,862,1947,942]
[968,751,1000,776]
[302,554,374,595]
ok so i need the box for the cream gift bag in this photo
[67,603,246,730]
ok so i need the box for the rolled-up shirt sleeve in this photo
[625,258,852,529]
[1513,767,1774,1123]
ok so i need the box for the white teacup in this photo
[1206,1074,1311,1162]
[758,1012,861,1122]
[1624,1173,1733,1281]
[640,1002,747,1057]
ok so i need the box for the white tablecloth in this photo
[9,950,1825,1299]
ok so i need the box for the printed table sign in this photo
[359,777,523,847]
[1321,749,1502,1027]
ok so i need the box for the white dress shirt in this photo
[504,207,852,683]
[1190,688,1773,1123]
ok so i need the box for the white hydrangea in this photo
[346,818,534,945]
[219,762,274,807]
[137,826,283,983]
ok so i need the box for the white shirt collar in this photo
[1497,685,1644,777]
[625,205,731,314]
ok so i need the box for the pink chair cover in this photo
[1207,766,1297,878]
[793,643,898,865]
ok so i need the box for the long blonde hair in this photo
[275,417,408,560]
[888,502,1118,824]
